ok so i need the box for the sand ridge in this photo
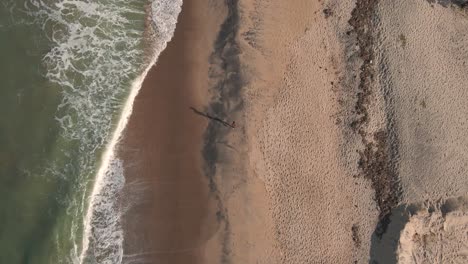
[398,200,468,263]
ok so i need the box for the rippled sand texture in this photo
[377,0,468,203]
[374,1,468,263]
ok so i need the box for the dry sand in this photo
[376,0,468,203]
[370,1,468,263]
[203,0,379,263]
[118,0,468,263]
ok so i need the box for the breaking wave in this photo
[21,0,182,263]
[78,0,183,263]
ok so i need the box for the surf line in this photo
[79,54,155,263]
[78,2,183,262]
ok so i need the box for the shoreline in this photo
[79,2,182,262]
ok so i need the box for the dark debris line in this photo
[202,0,242,263]
[348,0,401,238]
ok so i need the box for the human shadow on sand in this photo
[190,107,235,128]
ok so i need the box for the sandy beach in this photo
[118,1,226,263]
[118,0,468,263]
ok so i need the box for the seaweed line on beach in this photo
[202,0,243,262]
[348,0,401,238]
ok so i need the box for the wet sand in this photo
[118,1,225,263]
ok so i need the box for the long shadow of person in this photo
[189,107,235,128]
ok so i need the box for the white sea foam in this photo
[79,1,183,263]
[20,0,182,262]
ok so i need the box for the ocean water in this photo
[0,0,181,263]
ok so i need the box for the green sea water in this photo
[0,2,64,262]
[0,0,148,262]
[0,0,182,262]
